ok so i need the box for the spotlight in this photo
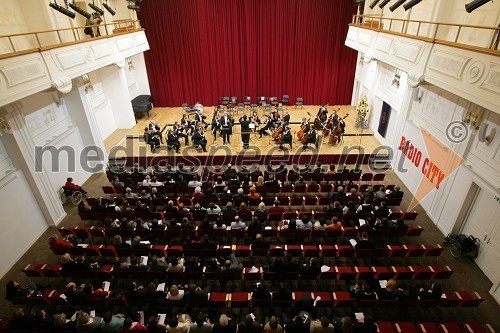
[389,0,406,11]
[379,0,391,8]
[403,0,422,10]
[49,1,76,19]
[465,0,492,13]
[103,1,116,16]
[129,0,142,2]
[127,4,140,10]
[369,0,381,9]
[68,1,91,19]
[88,1,105,16]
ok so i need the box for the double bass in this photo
[315,105,328,130]
[272,126,283,140]
[329,114,349,145]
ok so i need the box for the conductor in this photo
[239,115,251,149]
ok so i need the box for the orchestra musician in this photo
[193,126,208,152]
[148,120,163,143]
[250,111,261,132]
[144,127,160,153]
[302,126,318,150]
[283,110,290,125]
[220,111,233,145]
[180,114,193,135]
[239,115,251,149]
[173,121,189,145]
[258,115,273,138]
[166,129,181,153]
[278,126,293,150]
[195,109,209,129]
[297,117,311,141]
[335,116,346,144]
[318,104,328,122]
[270,110,281,128]
[211,114,220,141]
[329,108,339,127]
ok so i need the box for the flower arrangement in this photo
[355,94,370,129]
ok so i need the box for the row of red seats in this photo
[50,242,442,259]
[375,321,494,333]
[9,289,484,310]
[23,263,453,281]
[78,209,417,226]
[107,170,387,185]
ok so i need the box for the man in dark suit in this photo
[166,129,180,153]
[174,121,189,145]
[282,110,290,124]
[387,186,404,199]
[239,115,251,149]
[278,126,292,150]
[193,127,208,152]
[221,111,233,144]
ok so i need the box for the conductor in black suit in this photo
[239,115,251,149]
[221,111,233,145]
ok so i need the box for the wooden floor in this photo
[104,105,383,157]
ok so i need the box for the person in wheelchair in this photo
[64,177,86,195]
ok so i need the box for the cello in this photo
[329,113,349,145]
[297,112,313,139]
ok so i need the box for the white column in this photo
[3,102,66,226]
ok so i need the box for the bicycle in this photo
[444,234,480,259]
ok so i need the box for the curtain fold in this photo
[139,0,358,107]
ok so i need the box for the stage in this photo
[104,105,388,166]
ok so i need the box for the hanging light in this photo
[103,0,116,15]
[403,0,423,11]
[88,1,105,16]
[49,0,76,19]
[68,0,91,19]
[379,0,391,9]
[369,0,381,9]
[465,0,493,13]
[389,0,406,11]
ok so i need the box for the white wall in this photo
[0,169,48,278]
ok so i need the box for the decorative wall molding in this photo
[407,71,425,88]
[345,26,500,114]
[51,77,73,94]
[0,31,150,109]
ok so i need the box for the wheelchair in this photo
[62,186,84,205]
[444,233,479,259]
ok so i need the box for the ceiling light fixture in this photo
[88,1,105,16]
[369,0,381,9]
[68,0,91,19]
[465,0,493,13]
[379,0,391,9]
[403,0,423,10]
[103,0,116,15]
[389,0,406,11]
[49,0,76,19]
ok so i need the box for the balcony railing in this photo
[351,14,500,55]
[0,19,142,59]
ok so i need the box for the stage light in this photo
[68,1,91,19]
[103,1,116,16]
[403,0,423,11]
[379,0,391,9]
[465,0,492,12]
[389,0,406,11]
[88,1,105,16]
[127,4,140,11]
[369,0,381,9]
[49,0,76,19]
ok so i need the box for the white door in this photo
[461,187,500,283]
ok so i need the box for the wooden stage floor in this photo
[104,105,385,159]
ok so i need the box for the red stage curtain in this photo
[138,0,358,107]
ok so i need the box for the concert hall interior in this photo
[0,0,499,331]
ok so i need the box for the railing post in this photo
[8,36,15,53]
[104,24,109,36]
[417,22,421,36]
[56,30,62,44]
[455,26,462,43]
[432,23,439,41]
[34,33,42,48]
[71,28,78,42]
